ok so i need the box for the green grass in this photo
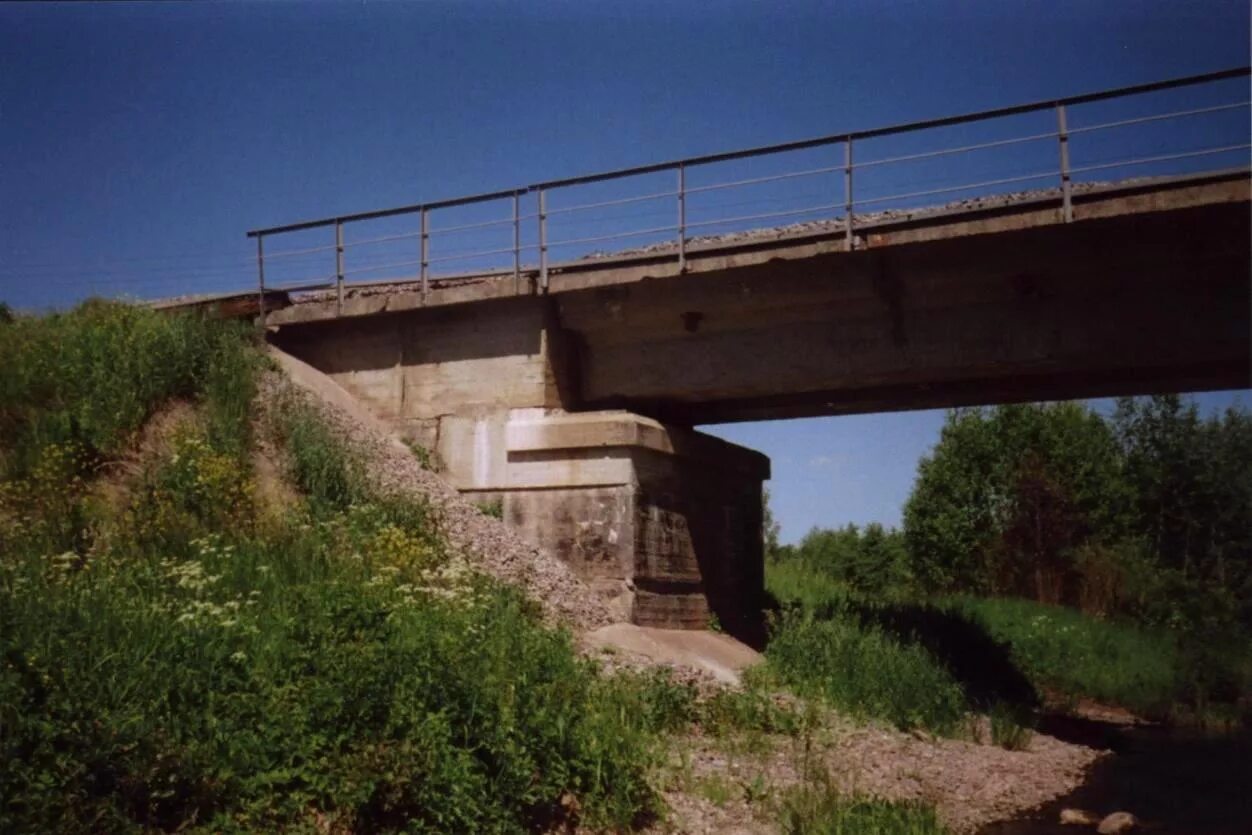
[777,778,949,835]
[0,302,667,833]
[769,557,1250,729]
[988,702,1033,751]
[941,593,1250,726]
[475,498,504,519]
[698,670,806,738]
[0,300,259,478]
[0,532,662,832]
[269,386,367,510]
[949,596,1177,712]
[766,558,855,611]
[765,609,969,735]
[766,561,969,735]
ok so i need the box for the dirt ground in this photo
[642,711,1104,834]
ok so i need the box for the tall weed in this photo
[766,609,968,734]
[0,301,257,476]
[777,772,948,835]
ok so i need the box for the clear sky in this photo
[2,1,1248,541]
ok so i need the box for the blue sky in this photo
[2,1,1248,541]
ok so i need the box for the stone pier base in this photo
[438,410,769,637]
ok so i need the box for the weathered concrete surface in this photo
[558,183,1250,423]
[266,173,1248,324]
[459,411,769,638]
[272,296,578,448]
[582,623,763,686]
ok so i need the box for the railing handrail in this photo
[246,66,1249,238]
[248,187,524,238]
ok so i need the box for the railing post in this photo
[419,207,429,303]
[538,188,548,292]
[1056,104,1073,223]
[677,163,687,272]
[335,220,345,316]
[255,234,266,323]
[844,138,854,252]
[512,191,521,293]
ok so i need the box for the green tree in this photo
[903,402,1128,600]
[791,522,910,597]
[1113,396,1252,630]
[902,408,1009,594]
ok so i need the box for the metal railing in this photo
[247,67,1251,317]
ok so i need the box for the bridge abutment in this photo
[447,410,768,636]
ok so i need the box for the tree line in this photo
[770,395,1252,637]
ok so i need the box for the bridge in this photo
[237,69,1251,639]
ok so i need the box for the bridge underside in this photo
[560,194,1250,424]
[269,177,1251,638]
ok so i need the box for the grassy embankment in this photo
[0,303,664,832]
[0,302,945,834]
[950,595,1251,723]
[765,559,1251,737]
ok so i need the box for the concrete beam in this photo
[559,195,1250,423]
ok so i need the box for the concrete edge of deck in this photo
[261,170,1250,327]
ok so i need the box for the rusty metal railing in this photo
[247,67,1251,319]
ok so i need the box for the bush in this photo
[0,301,258,478]
[787,523,913,598]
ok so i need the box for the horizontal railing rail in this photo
[247,67,1251,318]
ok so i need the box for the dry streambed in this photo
[641,715,1104,834]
